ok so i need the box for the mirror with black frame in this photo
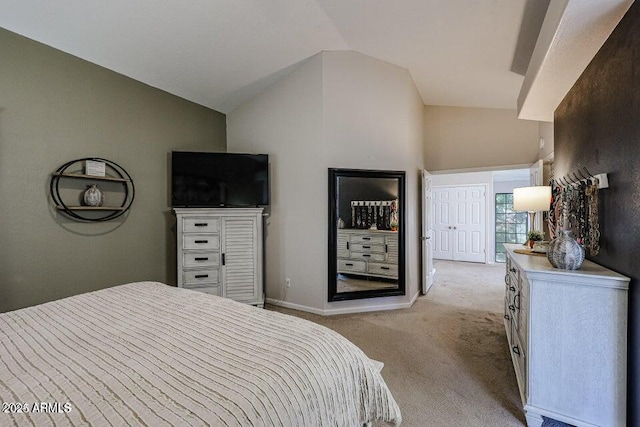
[328,168,406,302]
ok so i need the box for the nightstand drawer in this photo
[183,234,220,250]
[183,217,220,233]
[183,268,220,285]
[183,251,219,268]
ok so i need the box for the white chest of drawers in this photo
[504,244,629,427]
[175,208,264,307]
[337,229,399,279]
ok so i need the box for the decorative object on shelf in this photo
[50,157,135,222]
[526,230,544,249]
[85,160,106,177]
[338,217,345,229]
[83,184,104,207]
[547,229,585,270]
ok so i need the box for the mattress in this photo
[0,282,401,426]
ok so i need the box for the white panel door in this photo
[433,185,486,263]
[222,217,258,303]
[421,170,435,294]
[453,186,486,263]
[432,187,453,260]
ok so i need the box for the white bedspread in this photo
[0,282,401,426]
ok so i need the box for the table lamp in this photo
[513,186,552,235]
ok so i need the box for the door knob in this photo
[448,226,452,229]
[453,226,457,229]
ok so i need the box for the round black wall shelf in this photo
[50,157,135,222]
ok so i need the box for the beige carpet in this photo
[268,260,526,426]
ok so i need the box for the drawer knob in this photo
[504,314,510,320]
[509,286,516,292]
[362,245,371,249]
[380,266,390,270]
[345,263,354,266]
[512,345,520,356]
[510,267,517,273]
[362,237,371,240]
[194,223,208,227]
[195,240,208,244]
[194,257,209,261]
[509,304,515,312]
[195,274,209,279]
[362,254,371,257]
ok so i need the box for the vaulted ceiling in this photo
[0,1,552,113]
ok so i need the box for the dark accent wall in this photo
[0,28,226,312]
[554,3,640,423]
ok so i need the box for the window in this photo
[495,193,528,262]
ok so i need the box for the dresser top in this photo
[338,228,398,235]
[505,244,629,285]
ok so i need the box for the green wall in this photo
[0,28,226,312]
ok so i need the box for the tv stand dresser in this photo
[503,244,629,427]
[174,208,264,307]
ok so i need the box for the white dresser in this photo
[174,208,264,307]
[504,244,629,427]
[337,229,398,279]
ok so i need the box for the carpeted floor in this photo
[268,260,527,426]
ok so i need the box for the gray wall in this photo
[0,28,226,312]
[554,3,639,423]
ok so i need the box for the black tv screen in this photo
[171,152,269,207]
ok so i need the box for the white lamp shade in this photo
[513,186,551,212]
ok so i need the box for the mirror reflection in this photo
[328,169,405,301]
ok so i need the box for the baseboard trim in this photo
[266,290,420,316]
[265,299,326,315]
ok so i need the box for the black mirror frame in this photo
[328,168,406,302]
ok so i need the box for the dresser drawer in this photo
[350,234,385,245]
[183,217,220,233]
[183,234,220,250]
[183,283,222,296]
[367,262,398,277]
[183,268,220,285]
[350,251,386,262]
[338,259,366,273]
[183,251,219,268]
[350,243,385,253]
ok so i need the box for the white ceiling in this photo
[0,0,531,113]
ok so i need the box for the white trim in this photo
[265,298,326,315]
[266,290,420,316]
[524,404,599,427]
[430,163,532,175]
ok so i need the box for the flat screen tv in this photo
[171,151,269,207]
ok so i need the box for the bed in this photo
[0,282,401,426]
